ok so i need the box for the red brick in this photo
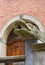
[0,0,45,30]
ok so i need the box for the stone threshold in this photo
[0,55,25,63]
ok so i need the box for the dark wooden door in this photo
[7,38,25,65]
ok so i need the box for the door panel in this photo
[7,39,25,65]
[7,40,25,56]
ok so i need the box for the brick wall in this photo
[0,0,45,31]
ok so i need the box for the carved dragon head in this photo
[14,19,45,42]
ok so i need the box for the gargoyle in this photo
[14,19,45,43]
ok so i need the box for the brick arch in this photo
[1,14,44,42]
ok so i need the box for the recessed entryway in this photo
[0,15,44,65]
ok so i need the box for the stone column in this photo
[25,39,37,65]
[0,38,7,65]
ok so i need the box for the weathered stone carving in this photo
[14,19,45,43]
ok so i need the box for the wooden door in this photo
[7,38,25,65]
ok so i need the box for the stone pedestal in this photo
[34,52,45,65]
[32,43,45,65]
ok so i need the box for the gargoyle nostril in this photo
[17,25,21,29]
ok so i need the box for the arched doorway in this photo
[6,29,25,65]
[7,29,25,56]
[0,15,44,65]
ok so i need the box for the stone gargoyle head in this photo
[14,19,45,43]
